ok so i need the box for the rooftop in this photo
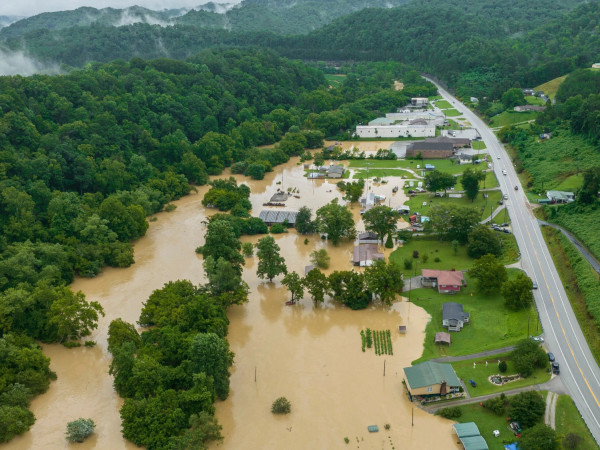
[422,269,465,286]
[403,361,461,389]
[258,210,298,224]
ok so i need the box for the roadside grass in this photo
[498,232,520,265]
[411,270,542,362]
[550,205,600,260]
[524,95,546,106]
[556,395,598,449]
[404,189,502,218]
[489,110,538,128]
[348,160,409,169]
[453,352,551,397]
[443,109,462,117]
[491,207,510,226]
[429,95,443,100]
[472,140,487,150]
[451,391,549,449]
[542,227,600,366]
[390,238,472,271]
[455,170,498,190]
[435,99,453,109]
[350,158,486,175]
[353,168,411,179]
[535,75,567,100]
[324,74,346,87]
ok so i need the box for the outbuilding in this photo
[258,210,298,227]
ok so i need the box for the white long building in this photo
[355,121,436,138]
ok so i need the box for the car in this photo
[503,194,508,200]
[514,185,519,190]
[531,335,544,343]
[502,169,507,175]
[469,379,477,387]
[407,190,416,194]
[498,200,503,205]
[501,223,509,227]
[548,352,555,362]
[503,229,511,234]
[552,362,560,375]
[497,155,501,159]
[532,281,538,289]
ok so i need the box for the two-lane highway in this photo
[426,78,600,444]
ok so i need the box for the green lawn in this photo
[491,207,510,226]
[429,95,443,101]
[489,111,538,128]
[435,99,453,109]
[441,119,461,130]
[556,395,599,449]
[472,140,487,150]
[455,170,498,190]
[411,271,542,362]
[453,352,551,397]
[353,168,411,179]
[348,160,409,169]
[350,158,486,175]
[535,75,567,100]
[444,109,462,117]
[404,189,502,219]
[324,74,346,87]
[390,238,473,271]
[552,173,583,192]
[525,95,547,106]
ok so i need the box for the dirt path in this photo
[545,391,558,429]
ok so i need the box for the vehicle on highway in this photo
[531,335,544,343]
[502,169,507,175]
[532,281,538,289]
[552,362,560,375]
[514,185,518,190]
[497,155,501,159]
[503,194,508,200]
[548,352,555,362]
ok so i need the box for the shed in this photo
[398,325,407,334]
[352,244,384,267]
[460,435,489,450]
[434,332,451,345]
[453,423,481,439]
[258,210,298,227]
[358,231,379,244]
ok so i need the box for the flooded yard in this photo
[5,152,458,450]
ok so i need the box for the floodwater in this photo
[4,152,458,450]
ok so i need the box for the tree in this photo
[424,170,456,193]
[316,199,356,245]
[362,206,398,243]
[46,287,105,342]
[337,179,365,202]
[310,249,330,269]
[328,270,372,310]
[511,339,548,377]
[295,206,316,234]
[167,411,223,450]
[364,260,404,305]
[429,204,480,243]
[468,254,507,293]
[303,268,328,305]
[502,87,526,109]
[282,272,304,302]
[577,167,600,205]
[461,167,485,202]
[202,219,244,274]
[189,333,234,401]
[519,424,559,450]
[203,256,249,301]
[242,242,254,257]
[107,318,141,354]
[271,397,291,414]
[467,225,502,258]
[255,236,287,281]
[508,391,545,429]
[66,418,95,443]
[502,272,534,310]
[0,405,35,443]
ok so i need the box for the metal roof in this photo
[460,435,489,450]
[453,422,481,438]
[403,361,461,389]
[258,210,298,224]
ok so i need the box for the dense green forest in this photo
[2,0,598,100]
[0,49,434,442]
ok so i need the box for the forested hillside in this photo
[0,50,435,442]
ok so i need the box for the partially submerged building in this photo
[352,244,384,267]
[258,210,298,227]
[403,361,461,400]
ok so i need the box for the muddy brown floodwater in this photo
[4,151,460,450]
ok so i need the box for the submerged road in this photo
[426,78,600,444]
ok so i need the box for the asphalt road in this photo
[426,78,600,444]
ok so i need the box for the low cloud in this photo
[114,9,171,27]
[0,48,61,76]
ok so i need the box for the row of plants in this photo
[360,329,393,355]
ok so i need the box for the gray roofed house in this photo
[442,302,470,331]
[353,244,384,266]
[258,210,298,227]
[358,231,379,244]
[327,165,345,178]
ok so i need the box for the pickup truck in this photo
[552,362,560,375]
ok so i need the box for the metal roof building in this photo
[258,210,298,226]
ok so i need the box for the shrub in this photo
[310,249,331,269]
[270,223,287,234]
[384,423,391,430]
[271,397,291,414]
[434,256,441,262]
[164,203,177,212]
[84,341,96,347]
[483,396,505,415]
[404,258,413,270]
[66,418,96,443]
[498,360,507,372]
[412,250,419,259]
[436,407,462,419]
[421,254,429,263]
[344,437,350,444]
[563,433,583,449]
[385,234,394,248]
[242,242,254,257]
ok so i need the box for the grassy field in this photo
[390,238,473,271]
[535,75,567,99]
[455,170,498,190]
[411,270,542,362]
[404,189,503,219]
[491,207,510,226]
[472,140,487,150]
[348,160,409,169]
[524,95,546,106]
[556,395,598,449]
[350,158,487,176]
[453,352,551,397]
[435,99,453,109]
[324,74,346,87]
[443,109,462,117]
[353,168,410,179]
[552,174,583,192]
[489,110,538,127]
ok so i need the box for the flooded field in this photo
[5,150,458,450]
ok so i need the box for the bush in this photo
[164,203,177,212]
[434,257,441,262]
[310,249,330,269]
[385,234,394,248]
[563,433,583,449]
[271,397,291,414]
[412,250,419,259]
[404,258,413,270]
[483,396,505,415]
[270,223,287,233]
[66,418,96,443]
[242,242,254,257]
[421,254,429,263]
[436,407,462,419]
[498,360,508,372]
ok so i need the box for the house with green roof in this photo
[403,361,461,399]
